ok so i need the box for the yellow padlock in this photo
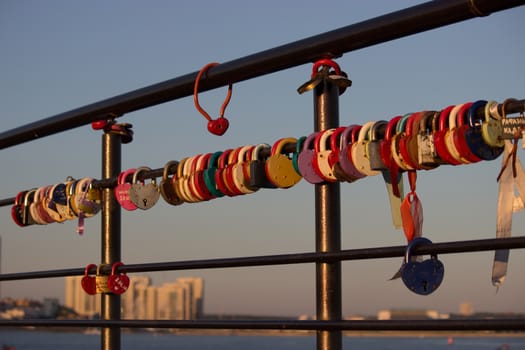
[95,264,111,294]
[265,138,302,188]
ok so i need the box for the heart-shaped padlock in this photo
[81,264,97,295]
[129,167,160,210]
[207,117,229,136]
[107,262,130,295]
[401,237,444,295]
[114,169,138,211]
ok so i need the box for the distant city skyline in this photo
[64,276,203,320]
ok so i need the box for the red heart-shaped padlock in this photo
[207,118,229,136]
[107,262,130,295]
[81,264,97,295]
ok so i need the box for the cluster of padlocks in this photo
[11,99,521,219]
[10,98,523,296]
[10,177,101,234]
[81,262,129,295]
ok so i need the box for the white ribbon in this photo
[492,140,525,288]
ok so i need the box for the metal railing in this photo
[0,1,525,350]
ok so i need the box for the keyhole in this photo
[143,198,148,206]
[422,280,428,292]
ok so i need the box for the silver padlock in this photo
[129,167,160,210]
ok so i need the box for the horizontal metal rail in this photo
[0,0,523,150]
[0,318,524,331]
[0,236,523,281]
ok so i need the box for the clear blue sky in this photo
[0,0,524,317]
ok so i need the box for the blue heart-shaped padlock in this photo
[401,237,444,295]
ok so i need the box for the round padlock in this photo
[401,237,445,295]
[464,100,504,160]
[481,100,504,147]
[114,169,138,211]
[265,138,302,188]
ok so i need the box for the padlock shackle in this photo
[467,100,488,126]
[84,263,97,276]
[110,261,125,275]
[132,166,153,184]
[404,236,434,264]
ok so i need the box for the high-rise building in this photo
[64,276,100,317]
[64,275,204,320]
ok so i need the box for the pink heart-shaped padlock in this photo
[107,262,130,295]
[207,117,229,136]
[114,169,138,211]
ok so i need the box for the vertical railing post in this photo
[314,78,342,350]
[101,130,122,350]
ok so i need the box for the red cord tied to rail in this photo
[194,62,232,136]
